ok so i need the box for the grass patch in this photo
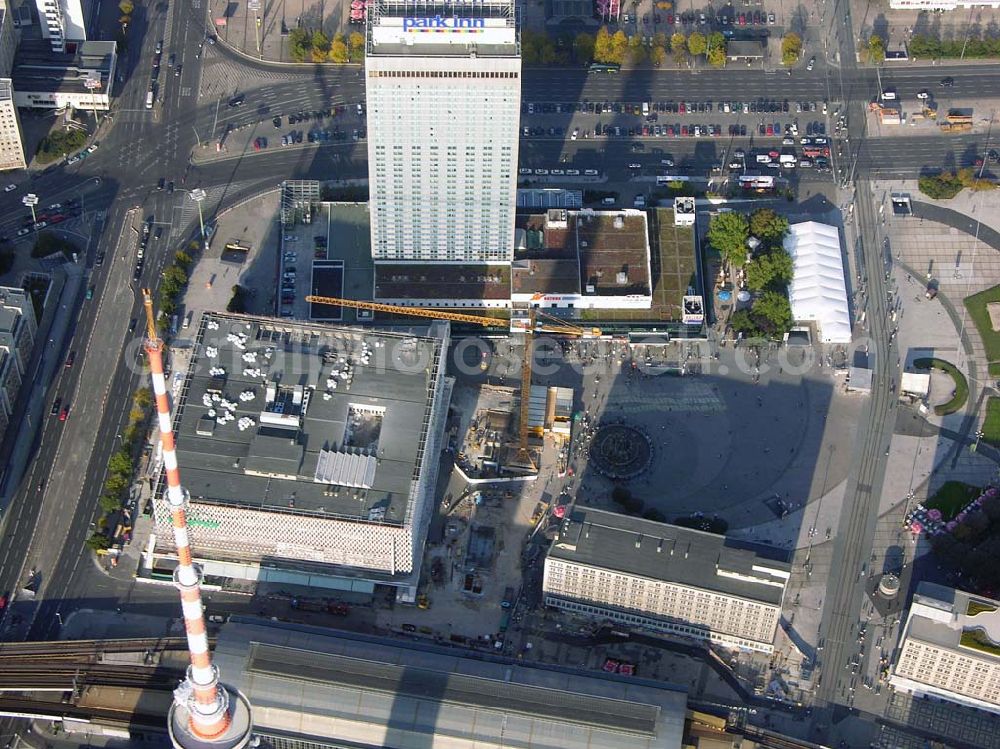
[35,128,87,164]
[964,285,1000,372]
[926,481,981,521]
[914,357,969,415]
[967,600,998,616]
[983,397,1000,447]
[960,628,1000,656]
[31,232,78,260]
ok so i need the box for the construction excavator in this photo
[304,295,601,469]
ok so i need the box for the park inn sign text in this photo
[403,15,486,31]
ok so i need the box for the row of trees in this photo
[87,387,154,550]
[910,34,1000,60]
[288,28,365,63]
[157,248,195,323]
[521,28,727,68]
[709,209,795,337]
[919,169,997,200]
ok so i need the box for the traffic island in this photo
[913,357,968,415]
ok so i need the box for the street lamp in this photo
[22,193,38,224]
[249,0,262,57]
[189,188,207,248]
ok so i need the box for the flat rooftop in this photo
[12,40,116,94]
[213,618,688,749]
[374,263,512,301]
[548,508,790,606]
[512,210,651,298]
[904,582,1000,660]
[174,313,446,524]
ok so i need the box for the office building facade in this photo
[0,286,38,445]
[0,80,24,171]
[34,0,86,52]
[365,0,520,264]
[543,509,790,653]
[889,583,1000,715]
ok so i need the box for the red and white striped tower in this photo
[142,291,252,749]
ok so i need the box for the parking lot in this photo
[195,104,366,163]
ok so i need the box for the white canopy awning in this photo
[784,221,852,344]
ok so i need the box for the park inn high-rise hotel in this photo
[365,0,521,266]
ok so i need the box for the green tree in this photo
[105,471,129,496]
[650,45,667,67]
[310,30,330,62]
[653,32,667,48]
[288,28,311,63]
[751,290,793,335]
[594,26,613,63]
[628,34,646,63]
[100,493,122,513]
[707,211,750,268]
[749,208,789,242]
[161,264,188,296]
[227,285,246,313]
[868,34,886,64]
[328,33,349,63]
[537,36,557,65]
[133,387,152,410]
[642,508,667,522]
[729,308,759,336]
[707,32,726,66]
[918,173,964,200]
[781,32,802,65]
[349,31,365,61]
[687,31,707,56]
[87,533,112,551]
[118,0,133,13]
[574,32,595,64]
[174,250,193,272]
[108,449,133,478]
[745,249,794,291]
[610,30,629,64]
[957,167,997,191]
[670,32,687,63]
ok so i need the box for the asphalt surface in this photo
[0,0,995,726]
[812,0,902,732]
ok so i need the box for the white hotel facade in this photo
[364,0,521,264]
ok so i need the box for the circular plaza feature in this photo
[589,423,653,480]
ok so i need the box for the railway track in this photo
[0,662,183,690]
[0,638,194,662]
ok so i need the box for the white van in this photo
[756,154,771,164]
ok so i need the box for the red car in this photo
[49,214,65,224]
[738,13,746,24]
[602,658,620,673]
[0,593,7,610]
[64,351,75,368]
[679,102,686,114]
[253,138,262,152]
[666,13,674,23]
[59,405,68,421]
[766,124,774,136]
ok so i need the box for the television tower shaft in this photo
[142,290,232,742]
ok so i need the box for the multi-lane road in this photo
[0,0,996,726]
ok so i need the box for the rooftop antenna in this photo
[142,291,253,749]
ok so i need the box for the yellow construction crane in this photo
[141,288,160,344]
[304,295,600,468]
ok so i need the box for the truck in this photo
[499,611,511,633]
[501,587,515,608]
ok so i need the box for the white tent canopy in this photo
[783,221,852,344]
